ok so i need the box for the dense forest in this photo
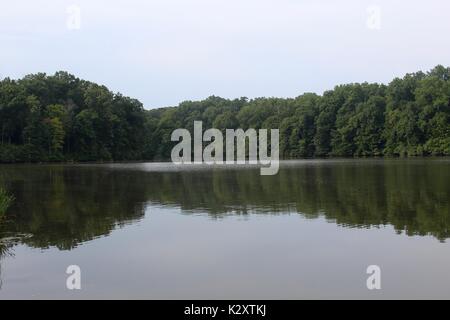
[0,66,449,162]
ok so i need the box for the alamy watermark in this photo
[66,5,81,30]
[366,265,381,290]
[171,121,279,175]
[366,5,381,30]
[66,265,81,290]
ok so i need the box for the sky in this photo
[1,0,450,108]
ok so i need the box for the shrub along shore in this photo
[0,187,14,217]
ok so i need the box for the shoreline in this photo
[0,156,448,166]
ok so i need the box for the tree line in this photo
[0,66,449,162]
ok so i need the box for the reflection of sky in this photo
[1,0,449,108]
[1,208,450,299]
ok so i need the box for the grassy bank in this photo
[0,188,14,218]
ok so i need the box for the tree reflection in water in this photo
[0,159,448,260]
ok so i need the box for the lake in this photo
[0,159,449,299]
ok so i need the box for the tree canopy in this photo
[0,66,449,163]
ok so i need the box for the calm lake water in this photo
[0,159,449,299]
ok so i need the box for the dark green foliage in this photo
[0,72,147,162]
[0,66,449,162]
[0,187,14,217]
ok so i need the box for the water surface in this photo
[0,159,449,299]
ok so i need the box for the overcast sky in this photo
[1,0,450,108]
